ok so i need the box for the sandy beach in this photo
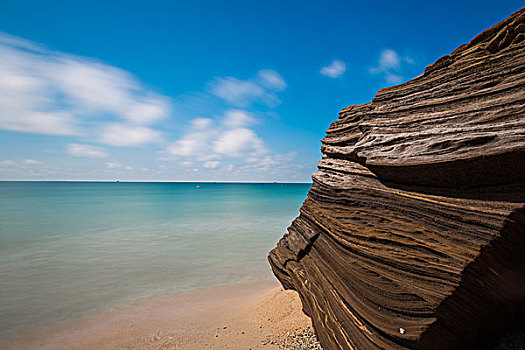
[1,279,318,350]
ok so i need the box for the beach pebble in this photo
[264,327,323,349]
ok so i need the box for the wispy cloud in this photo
[209,70,286,107]
[99,123,162,147]
[23,159,42,165]
[369,49,414,84]
[0,33,304,180]
[203,161,220,169]
[165,69,300,176]
[222,109,256,128]
[163,106,302,178]
[257,69,287,90]
[210,77,263,106]
[0,160,16,166]
[0,32,171,145]
[379,49,400,70]
[66,143,108,158]
[320,60,346,78]
[105,162,122,169]
[213,127,266,157]
[166,109,266,164]
[166,117,218,158]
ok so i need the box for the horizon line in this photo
[0,179,313,184]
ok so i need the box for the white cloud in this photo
[50,58,170,125]
[168,138,204,157]
[213,128,266,157]
[166,117,219,158]
[0,32,170,142]
[235,152,303,178]
[167,126,217,157]
[204,161,220,168]
[385,73,403,84]
[243,152,298,171]
[99,123,161,146]
[0,46,79,135]
[222,109,255,128]
[106,162,122,169]
[0,160,16,166]
[404,56,415,64]
[167,109,268,163]
[209,69,285,107]
[379,50,400,70]
[210,77,264,106]
[0,32,44,52]
[162,69,286,174]
[23,159,42,165]
[191,118,213,129]
[369,49,414,84]
[257,70,286,91]
[67,143,108,158]
[320,60,346,78]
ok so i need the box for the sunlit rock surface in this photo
[269,8,525,350]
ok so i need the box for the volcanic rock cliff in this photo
[269,8,525,350]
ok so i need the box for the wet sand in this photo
[1,279,314,349]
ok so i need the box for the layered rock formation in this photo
[269,8,525,350]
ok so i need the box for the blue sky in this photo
[0,1,522,182]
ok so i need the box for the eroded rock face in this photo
[269,8,525,350]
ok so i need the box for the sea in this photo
[0,181,310,340]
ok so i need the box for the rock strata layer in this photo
[269,8,525,350]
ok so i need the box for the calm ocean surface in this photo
[0,181,310,339]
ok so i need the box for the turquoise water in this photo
[0,181,310,339]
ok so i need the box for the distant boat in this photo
[196,185,203,188]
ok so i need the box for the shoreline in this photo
[1,279,315,349]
